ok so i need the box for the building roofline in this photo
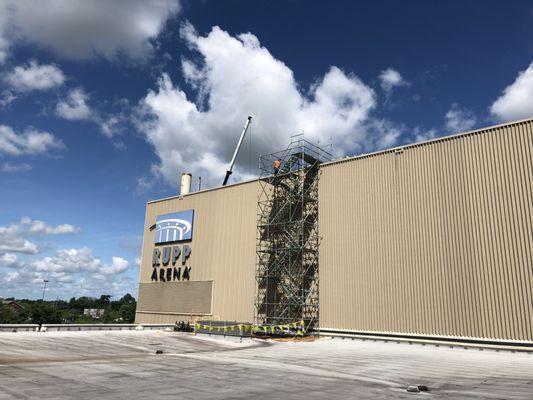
[321,117,533,167]
[147,117,532,204]
[147,176,258,205]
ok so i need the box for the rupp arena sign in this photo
[151,209,194,282]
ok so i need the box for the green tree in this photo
[97,294,111,308]
[101,308,119,323]
[119,293,135,305]
[0,303,28,323]
[119,303,136,323]
[29,302,62,325]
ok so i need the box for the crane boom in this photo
[222,116,252,186]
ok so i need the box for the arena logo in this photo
[151,209,194,282]
[154,209,194,243]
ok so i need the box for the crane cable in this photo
[248,117,253,175]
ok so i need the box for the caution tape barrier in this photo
[194,320,306,337]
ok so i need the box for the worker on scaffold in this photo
[273,159,281,175]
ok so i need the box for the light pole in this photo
[42,280,49,301]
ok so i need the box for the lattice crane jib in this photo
[255,138,331,335]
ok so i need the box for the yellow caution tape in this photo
[198,320,306,336]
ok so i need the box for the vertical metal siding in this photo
[135,181,258,324]
[319,120,533,342]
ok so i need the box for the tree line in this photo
[0,294,136,324]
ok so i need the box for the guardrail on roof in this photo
[0,324,176,332]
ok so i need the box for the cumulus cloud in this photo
[0,124,64,156]
[0,217,135,298]
[0,248,134,299]
[136,24,399,188]
[15,217,80,235]
[32,248,126,275]
[379,68,408,93]
[101,257,129,274]
[490,62,533,122]
[0,237,38,255]
[1,162,31,172]
[0,253,18,267]
[445,103,477,132]
[4,61,65,92]
[0,217,80,255]
[56,88,93,120]
[0,0,181,62]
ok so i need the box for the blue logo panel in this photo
[154,209,194,244]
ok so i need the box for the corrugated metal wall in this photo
[319,119,533,342]
[135,181,257,324]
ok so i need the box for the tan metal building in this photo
[136,118,533,344]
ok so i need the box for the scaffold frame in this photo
[255,136,332,334]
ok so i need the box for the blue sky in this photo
[0,0,532,300]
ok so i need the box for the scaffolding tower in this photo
[255,137,332,334]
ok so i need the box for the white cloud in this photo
[490,62,533,122]
[136,176,155,193]
[0,0,181,62]
[413,127,437,143]
[0,124,64,156]
[0,233,131,300]
[136,24,399,188]
[0,253,18,267]
[379,68,408,93]
[0,43,7,64]
[101,257,129,274]
[4,60,65,92]
[56,88,93,120]
[55,88,126,143]
[16,217,80,235]
[0,237,38,254]
[0,90,16,107]
[99,114,124,139]
[32,247,125,274]
[0,217,80,255]
[0,10,9,64]
[1,162,31,172]
[0,248,135,299]
[445,103,476,132]
[370,119,403,148]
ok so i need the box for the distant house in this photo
[83,308,105,319]
[1,300,24,314]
